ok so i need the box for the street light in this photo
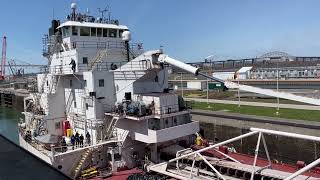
[206,72,211,108]
[180,72,183,97]
[237,71,241,108]
[276,60,280,115]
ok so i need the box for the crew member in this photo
[79,134,84,147]
[86,132,91,145]
[69,59,76,73]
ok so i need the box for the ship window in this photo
[97,28,102,37]
[62,26,70,37]
[119,30,124,38]
[86,103,88,110]
[99,79,104,87]
[74,101,77,108]
[109,29,117,37]
[91,28,97,37]
[72,26,78,36]
[80,27,90,36]
[84,80,87,87]
[103,29,108,37]
[55,122,61,129]
[83,57,88,64]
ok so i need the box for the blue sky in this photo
[1,0,320,64]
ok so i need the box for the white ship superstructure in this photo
[19,3,199,179]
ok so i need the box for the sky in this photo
[1,0,320,64]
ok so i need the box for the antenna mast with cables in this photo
[98,5,110,22]
[1,36,7,80]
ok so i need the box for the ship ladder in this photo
[104,117,119,140]
[89,49,108,71]
[73,148,92,179]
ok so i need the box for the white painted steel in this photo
[250,128,320,142]
[159,54,199,75]
[284,158,320,180]
[167,131,259,163]
[225,81,320,106]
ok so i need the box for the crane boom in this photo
[157,52,320,106]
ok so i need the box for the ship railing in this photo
[70,41,142,51]
[108,103,188,120]
[150,127,320,180]
[48,60,153,74]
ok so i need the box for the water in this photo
[0,107,22,144]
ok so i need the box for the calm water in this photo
[0,107,21,144]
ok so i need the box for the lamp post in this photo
[207,72,211,108]
[237,72,241,108]
[276,61,280,115]
[180,72,183,97]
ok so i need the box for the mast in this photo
[1,36,7,80]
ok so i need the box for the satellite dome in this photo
[71,3,77,10]
[122,31,131,41]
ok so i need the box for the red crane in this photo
[1,36,6,80]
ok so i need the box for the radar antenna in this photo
[98,5,110,22]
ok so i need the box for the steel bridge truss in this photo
[150,128,320,180]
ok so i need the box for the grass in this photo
[189,101,320,122]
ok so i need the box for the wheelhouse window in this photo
[103,29,108,37]
[62,26,70,37]
[72,26,78,36]
[98,79,104,87]
[109,29,117,38]
[97,28,102,37]
[119,29,124,38]
[80,27,90,36]
[91,28,97,37]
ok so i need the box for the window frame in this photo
[80,27,90,36]
[103,28,108,37]
[97,28,102,37]
[72,26,78,36]
[98,79,105,87]
[90,28,97,37]
[109,29,117,38]
[83,57,88,64]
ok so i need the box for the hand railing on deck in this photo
[48,60,152,74]
[70,41,142,50]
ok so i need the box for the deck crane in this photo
[0,36,7,80]
[150,50,320,106]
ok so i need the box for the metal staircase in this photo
[65,90,74,114]
[119,129,129,142]
[72,148,92,179]
[104,116,119,140]
[49,75,60,94]
[89,49,108,71]
[35,119,47,136]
